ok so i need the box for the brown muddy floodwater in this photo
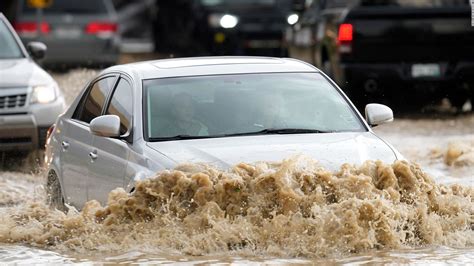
[0,69,473,264]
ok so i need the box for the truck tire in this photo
[46,171,66,212]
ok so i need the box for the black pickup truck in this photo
[287,0,474,110]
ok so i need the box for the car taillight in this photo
[338,23,353,42]
[14,22,50,35]
[85,22,117,36]
[337,23,353,54]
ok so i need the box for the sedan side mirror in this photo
[365,103,393,127]
[90,115,120,137]
[27,42,47,60]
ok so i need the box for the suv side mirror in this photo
[90,115,120,137]
[365,103,393,127]
[27,42,47,60]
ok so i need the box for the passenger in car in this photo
[162,93,209,136]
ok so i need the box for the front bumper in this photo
[21,36,120,66]
[0,114,39,151]
[340,61,474,98]
[0,97,65,151]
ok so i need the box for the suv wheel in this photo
[46,171,66,212]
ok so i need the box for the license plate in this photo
[246,40,281,48]
[411,64,441,78]
[55,27,82,39]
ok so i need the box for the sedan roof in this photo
[107,56,320,80]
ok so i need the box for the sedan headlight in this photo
[209,14,239,29]
[31,84,57,104]
[287,13,299,25]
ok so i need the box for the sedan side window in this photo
[73,77,116,124]
[106,78,133,135]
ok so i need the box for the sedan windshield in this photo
[144,72,364,140]
[0,21,23,59]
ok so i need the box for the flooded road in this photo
[373,115,474,187]
[0,69,472,264]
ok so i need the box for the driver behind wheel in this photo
[163,93,209,136]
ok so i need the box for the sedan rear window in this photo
[21,0,108,14]
[144,72,364,140]
[0,21,23,59]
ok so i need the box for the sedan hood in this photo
[0,59,54,87]
[146,132,398,170]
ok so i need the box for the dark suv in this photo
[155,0,295,56]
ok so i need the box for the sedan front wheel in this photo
[46,171,66,212]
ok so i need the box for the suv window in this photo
[74,77,116,124]
[106,78,133,135]
[111,0,141,9]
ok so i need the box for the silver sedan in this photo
[45,56,402,210]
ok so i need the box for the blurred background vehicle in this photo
[0,0,472,112]
[0,13,65,152]
[10,0,155,69]
[13,0,120,68]
[287,0,474,111]
[154,0,295,56]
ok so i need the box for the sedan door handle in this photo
[89,150,98,160]
[61,141,69,149]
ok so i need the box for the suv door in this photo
[61,76,117,207]
[87,77,133,205]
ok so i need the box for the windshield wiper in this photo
[148,135,213,141]
[149,128,333,142]
[222,128,333,137]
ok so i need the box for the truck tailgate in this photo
[344,7,474,63]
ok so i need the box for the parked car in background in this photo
[287,0,474,110]
[14,0,121,68]
[14,0,155,66]
[0,13,65,151]
[44,56,400,210]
